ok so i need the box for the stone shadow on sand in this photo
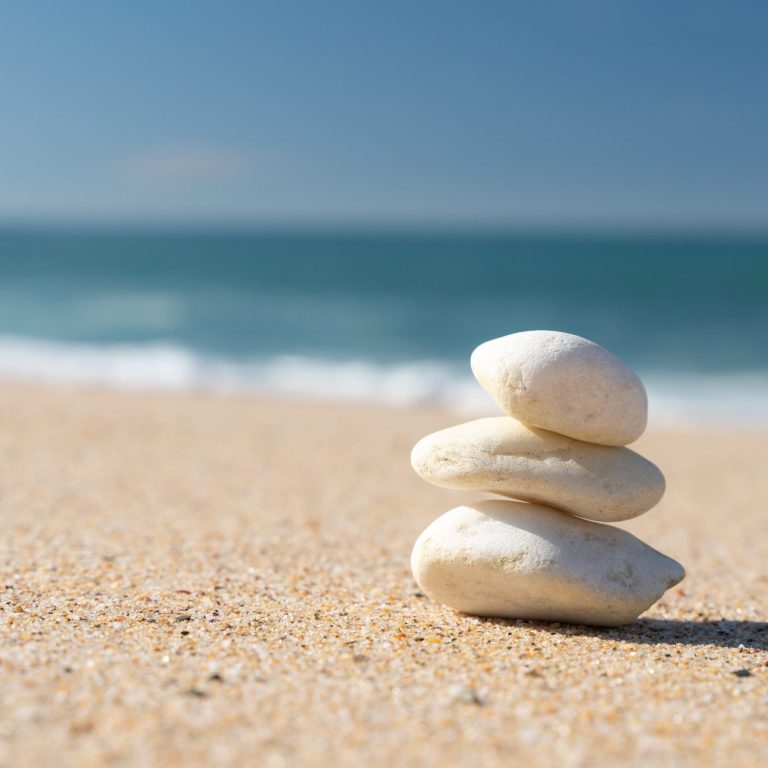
[478,617,768,650]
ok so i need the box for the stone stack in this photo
[410,330,684,627]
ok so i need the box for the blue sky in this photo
[1,2,766,228]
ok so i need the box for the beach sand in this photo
[0,385,766,767]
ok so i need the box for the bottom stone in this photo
[411,499,685,627]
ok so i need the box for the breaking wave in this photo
[0,335,765,426]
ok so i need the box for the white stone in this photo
[411,500,684,627]
[410,417,664,522]
[470,330,647,446]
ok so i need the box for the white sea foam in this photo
[0,335,765,427]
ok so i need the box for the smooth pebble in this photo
[410,417,665,522]
[411,499,685,627]
[470,330,647,446]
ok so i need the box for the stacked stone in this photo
[410,330,685,627]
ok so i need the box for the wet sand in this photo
[0,385,766,767]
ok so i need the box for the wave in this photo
[0,335,482,406]
[0,335,765,426]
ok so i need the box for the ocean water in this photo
[0,227,766,424]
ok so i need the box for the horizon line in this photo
[1,215,768,240]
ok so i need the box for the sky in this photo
[1,1,767,229]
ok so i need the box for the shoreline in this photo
[0,375,767,432]
[0,384,766,766]
[0,332,765,426]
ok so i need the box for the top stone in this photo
[470,330,647,446]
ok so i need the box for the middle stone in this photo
[411,416,665,522]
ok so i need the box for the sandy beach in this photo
[0,384,766,767]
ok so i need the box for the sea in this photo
[0,227,766,426]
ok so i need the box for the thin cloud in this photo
[121,144,257,183]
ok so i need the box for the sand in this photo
[0,384,766,767]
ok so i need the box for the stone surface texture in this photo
[471,330,647,446]
[411,416,665,522]
[411,500,685,627]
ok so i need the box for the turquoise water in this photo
[0,228,766,421]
